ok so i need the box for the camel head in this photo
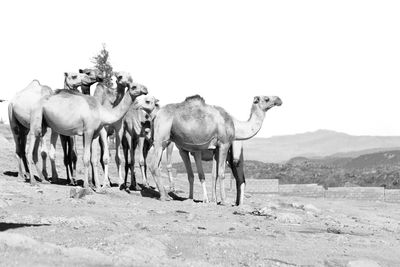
[64,72,92,90]
[135,95,158,114]
[79,68,104,84]
[253,96,282,111]
[114,71,148,98]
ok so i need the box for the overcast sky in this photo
[1,0,399,137]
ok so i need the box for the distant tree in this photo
[91,43,113,87]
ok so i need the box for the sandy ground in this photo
[1,136,400,266]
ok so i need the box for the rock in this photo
[233,204,253,216]
[276,213,303,224]
[186,213,196,221]
[327,227,342,234]
[303,204,321,213]
[251,207,276,218]
[291,202,304,209]
[70,188,93,199]
[263,202,280,210]
[347,259,381,267]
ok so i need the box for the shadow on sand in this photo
[3,171,18,177]
[0,222,50,232]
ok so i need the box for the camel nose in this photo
[274,97,282,106]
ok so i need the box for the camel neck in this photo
[233,105,265,140]
[100,91,133,125]
[80,83,94,95]
[113,83,126,107]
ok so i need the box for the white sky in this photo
[0,0,399,137]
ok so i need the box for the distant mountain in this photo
[241,130,400,163]
[343,150,400,170]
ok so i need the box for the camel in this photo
[27,76,148,190]
[149,95,282,204]
[119,95,158,191]
[8,73,91,182]
[60,69,105,184]
[88,71,144,188]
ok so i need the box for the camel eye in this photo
[264,97,270,102]
[72,75,77,79]
[145,100,150,104]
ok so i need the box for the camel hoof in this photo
[119,184,126,191]
[129,185,140,192]
[96,187,107,194]
[42,170,49,180]
[218,200,229,206]
[159,195,171,202]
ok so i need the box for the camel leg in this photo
[27,132,43,185]
[60,135,70,183]
[114,125,124,187]
[40,134,48,180]
[71,136,78,179]
[82,131,93,189]
[48,130,60,182]
[142,140,154,188]
[216,144,230,205]
[227,143,245,206]
[12,131,28,180]
[99,128,110,188]
[148,143,169,201]
[9,107,29,180]
[211,154,217,203]
[178,149,195,200]
[90,135,102,191]
[193,152,209,203]
[166,142,175,191]
[129,136,139,191]
[121,134,130,190]
[19,133,30,179]
[138,136,149,186]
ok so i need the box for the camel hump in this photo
[184,94,206,104]
[31,79,41,86]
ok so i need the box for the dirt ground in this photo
[1,135,400,266]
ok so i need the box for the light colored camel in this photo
[119,95,158,191]
[8,73,91,182]
[148,95,235,202]
[27,77,148,190]
[149,95,282,204]
[90,71,145,188]
[60,69,106,185]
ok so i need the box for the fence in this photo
[243,178,400,203]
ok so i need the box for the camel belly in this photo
[43,97,92,136]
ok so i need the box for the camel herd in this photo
[7,69,282,206]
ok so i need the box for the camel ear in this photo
[253,96,260,104]
[64,72,68,77]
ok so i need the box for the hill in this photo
[241,130,400,163]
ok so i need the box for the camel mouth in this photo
[274,98,282,106]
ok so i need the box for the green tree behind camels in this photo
[91,43,113,87]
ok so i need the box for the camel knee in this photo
[166,163,173,171]
[139,157,145,167]
[90,157,99,168]
[114,154,120,165]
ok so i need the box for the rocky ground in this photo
[0,133,400,266]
